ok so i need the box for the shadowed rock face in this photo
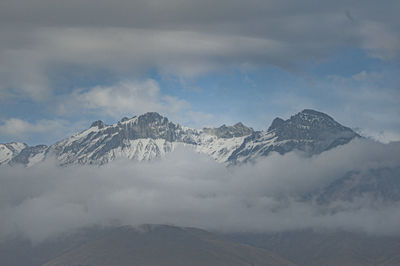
[0,142,27,164]
[270,109,359,142]
[268,117,285,131]
[129,112,182,141]
[10,145,48,165]
[90,120,105,129]
[89,112,181,142]
[228,109,360,163]
[203,122,254,138]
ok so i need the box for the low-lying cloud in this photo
[1,139,400,242]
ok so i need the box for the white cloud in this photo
[1,139,400,242]
[357,128,400,144]
[351,70,383,81]
[0,118,62,137]
[54,79,221,129]
[0,118,85,144]
[310,69,400,143]
[60,79,190,118]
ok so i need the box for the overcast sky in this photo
[0,0,399,144]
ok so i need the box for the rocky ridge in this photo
[0,109,360,166]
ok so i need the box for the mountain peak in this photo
[1,109,361,166]
[300,108,328,115]
[268,117,285,131]
[90,120,105,129]
[297,109,335,121]
[233,122,248,129]
[203,122,253,138]
[138,112,164,120]
[120,117,130,122]
[266,109,359,144]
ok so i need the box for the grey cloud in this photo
[0,0,399,100]
[1,139,400,243]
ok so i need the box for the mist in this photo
[1,138,400,243]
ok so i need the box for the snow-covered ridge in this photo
[0,110,359,166]
[0,142,27,164]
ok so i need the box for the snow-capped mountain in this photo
[0,142,28,165]
[0,109,360,166]
[228,109,359,163]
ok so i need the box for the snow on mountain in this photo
[228,109,360,163]
[45,112,251,165]
[0,142,27,164]
[10,144,48,167]
[0,109,359,166]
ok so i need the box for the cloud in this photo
[0,0,399,100]
[62,79,189,118]
[0,118,85,144]
[1,0,399,143]
[0,118,64,137]
[1,138,400,242]
[305,68,400,143]
[53,79,216,129]
[357,21,400,60]
[356,128,400,144]
[0,27,289,100]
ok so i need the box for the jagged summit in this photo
[228,109,360,163]
[120,117,130,122]
[268,117,285,131]
[267,109,357,138]
[138,111,164,119]
[300,108,332,116]
[0,142,28,164]
[1,109,360,166]
[203,122,253,138]
[90,120,105,129]
[90,112,166,128]
[267,109,334,131]
[293,109,338,125]
[271,109,359,142]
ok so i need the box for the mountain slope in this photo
[228,109,359,163]
[42,225,296,266]
[230,230,400,266]
[46,112,250,165]
[0,142,27,165]
[0,109,359,166]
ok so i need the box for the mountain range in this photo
[3,224,400,266]
[0,109,360,166]
[2,110,400,266]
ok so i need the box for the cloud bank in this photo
[1,0,399,100]
[1,139,400,243]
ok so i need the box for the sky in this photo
[0,0,399,144]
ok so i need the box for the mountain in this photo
[0,142,27,165]
[4,224,400,266]
[230,230,400,266]
[228,109,359,163]
[312,166,400,203]
[0,109,359,166]
[0,225,296,266]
